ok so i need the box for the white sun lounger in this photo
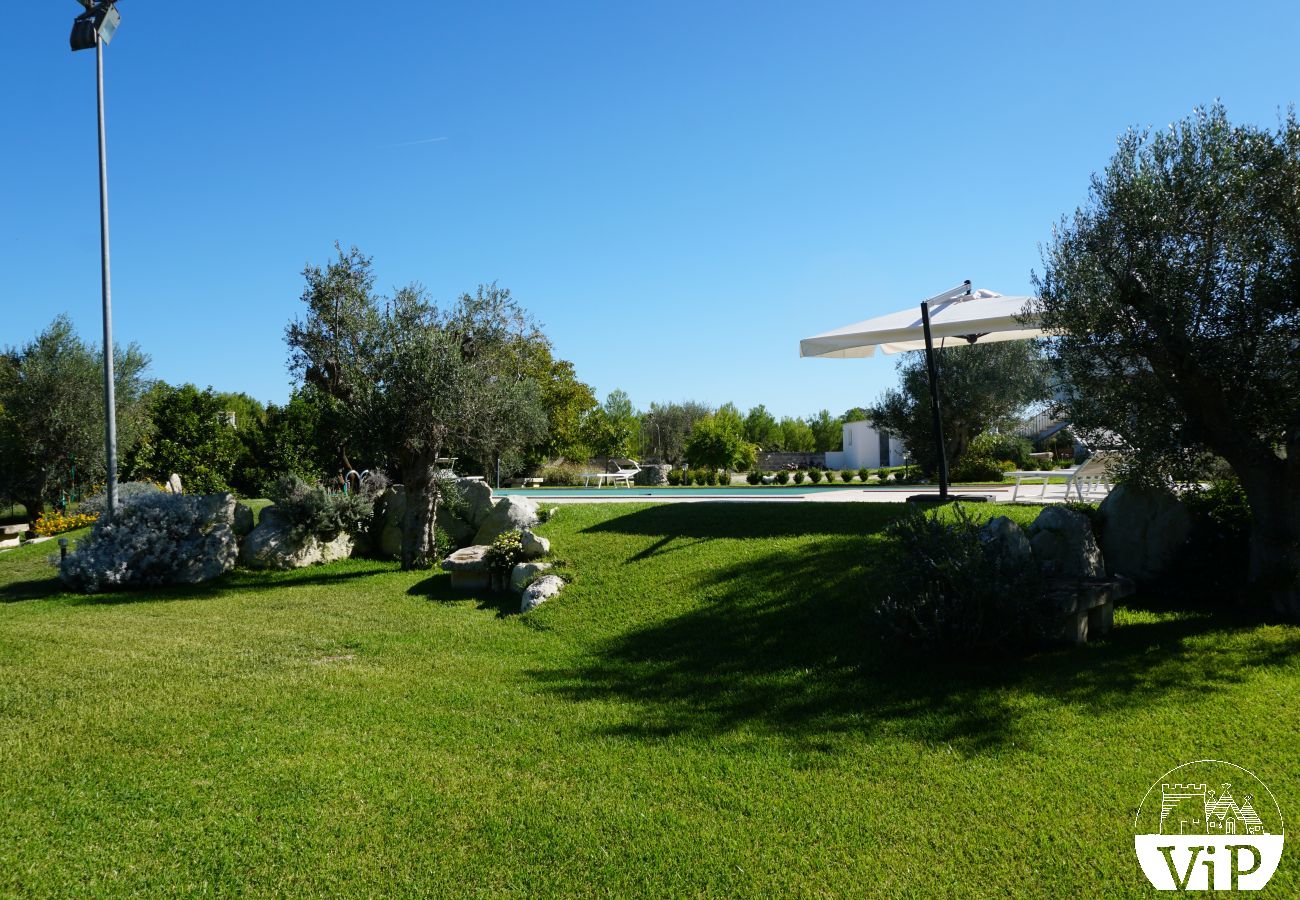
[1008,453,1115,502]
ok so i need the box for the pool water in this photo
[495,485,893,498]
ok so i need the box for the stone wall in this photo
[634,464,670,486]
[756,451,827,470]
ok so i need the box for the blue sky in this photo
[4,2,1296,418]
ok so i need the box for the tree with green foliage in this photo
[452,286,550,480]
[807,409,843,452]
[1034,105,1300,618]
[639,400,712,463]
[869,342,1050,476]
[684,414,748,472]
[521,348,596,464]
[778,416,816,453]
[243,389,339,493]
[581,389,639,462]
[124,384,244,494]
[0,315,150,516]
[743,404,782,449]
[287,246,551,569]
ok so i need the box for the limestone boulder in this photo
[473,496,541,546]
[510,561,552,592]
[372,484,479,559]
[373,486,407,560]
[1097,483,1192,583]
[520,529,550,559]
[233,503,255,537]
[441,544,491,590]
[978,515,1033,573]
[239,507,355,570]
[456,478,496,528]
[1027,506,1104,579]
[521,574,564,613]
[198,493,237,527]
[634,464,671,487]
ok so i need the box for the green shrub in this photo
[484,530,525,580]
[775,470,790,485]
[705,470,719,486]
[874,506,1051,653]
[950,456,1009,483]
[840,470,854,482]
[539,462,587,487]
[746,470,762,485]
[793,470,806,484]
[808,469,823,484]
[875,468,889,482]
[968,432,1033,469]
[270,476,374,540]
[667,469,683,486]
[858,468,871,482]
[1174,478,1252,602]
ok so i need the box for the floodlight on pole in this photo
[69,1,123,519]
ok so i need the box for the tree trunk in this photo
[21,496,44,525]
[399,457,437,570]
[1238,465,1300,620]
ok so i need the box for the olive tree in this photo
[0,315,150,517]
[868,341,1050,475]
[640,400,712,463]
[1034,105,1300,617]
[287,247,548,569]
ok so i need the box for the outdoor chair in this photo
[580,459,640,488]
[1008,452,1116,502]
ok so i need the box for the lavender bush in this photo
[59,493,237,593]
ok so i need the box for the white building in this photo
[824,420,906,470]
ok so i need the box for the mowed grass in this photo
[1,502,1297,897]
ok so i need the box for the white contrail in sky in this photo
[383,136,449,148]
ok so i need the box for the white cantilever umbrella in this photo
[799,281,1049,499]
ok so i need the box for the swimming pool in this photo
[494,485,898,499]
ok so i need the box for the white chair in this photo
[608,459,641,487]
[1009,453,1115,502]
[581,460,640,488]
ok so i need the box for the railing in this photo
[1015,412,1065,439]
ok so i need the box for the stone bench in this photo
[507,477,544,488]
[0,523,28,549]
[441,544,490,590]
[1048,577,1134,645]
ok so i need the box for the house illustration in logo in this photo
[1160,782,1269,836]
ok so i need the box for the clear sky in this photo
[3,2,1296,419]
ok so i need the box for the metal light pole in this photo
[71,1,122,518]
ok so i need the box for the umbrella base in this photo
[906,493,995,504]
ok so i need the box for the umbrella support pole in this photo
[919,300,950,499]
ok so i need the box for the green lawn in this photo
[1,502,1296,896]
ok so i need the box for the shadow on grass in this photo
[0,576,62,603]
[579,501,907,542]
[406,572,519,617]
[536,505,1297,754]
[2,560,400,606]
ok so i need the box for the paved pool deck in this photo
[496,485,1063,504]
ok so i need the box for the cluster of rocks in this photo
[441,525,563,613]
[977,484,1193,644]
[978,506,1116,645]
[236,476,547,572]
[238,505,355,570]
[371,478,540,559]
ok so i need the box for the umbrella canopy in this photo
[798,282,1050,500]
[799,286,1045,359]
